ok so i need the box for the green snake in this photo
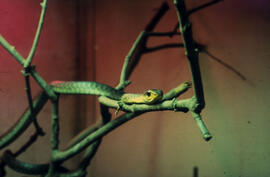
[51,81,163,104]
[0,81,164,175]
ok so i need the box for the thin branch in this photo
[99,96,190,113]
[2,150,69,175]
[116,31,147,90]
[162,81,192,101]
[13,131,39,157]
[0,35,25,66]
[24,0,48,67]
[144,43,184,53]
[51,98,60,150]
[53,112,142,162]
[174,0,205,111]
[78,104,111,170]
[64,125,99,150]
[188,0,223,16]
[22,69,45,135]
[116,2,170,90]
[0,92,48,149]
[174,0,212,140]
[190,112,212,141]
[0,36,57,101]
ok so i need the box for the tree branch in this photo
[0,92,48,149]
[22,68,45,136]
[116,2,170,90]
[24,0,48,67]
[0,35,25,66]
[52,112,142,162]
[174,0,205,111]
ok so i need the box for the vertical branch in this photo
[24,0,48,67]
[51,98,60,150]
[174,0,212,141]
[174,0,205,111]
[47,98,60,177]
[191,112,212,141]
[22,69,45,136]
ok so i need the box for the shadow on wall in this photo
[193,166,199,177]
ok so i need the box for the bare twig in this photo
[0,35,57,100]
[116,2,170,90]
[22,68,45,136]
[0,35,25,65]
[13,131,39,157]
[116,31,147,90]
[190,112,212,141]
[174,0,213,141]
[174,0,205,111]
[24,0,48,67]
[78,105,111,171]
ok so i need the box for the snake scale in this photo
[51,81,163,104]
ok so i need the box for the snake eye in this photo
[145,91,151,97]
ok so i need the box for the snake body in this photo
[1,81,164,175]
[51,81,124,100]
[51,81,163,104]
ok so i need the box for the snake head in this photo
[143,89,163,104]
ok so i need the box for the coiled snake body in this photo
[51,81,163,104]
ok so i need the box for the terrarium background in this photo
[1,0,270,177]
